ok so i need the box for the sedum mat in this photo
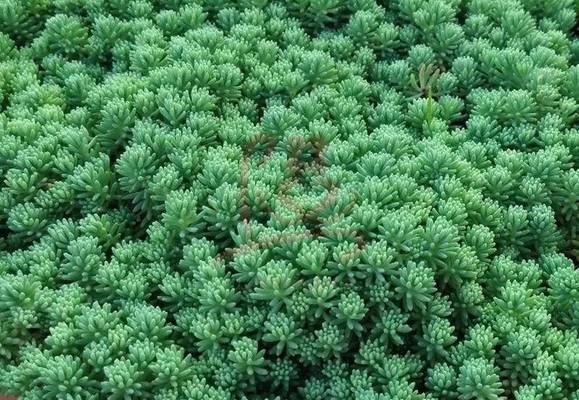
[0,0,578,399]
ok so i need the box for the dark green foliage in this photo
[0,0,578,398]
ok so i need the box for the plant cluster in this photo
[0,0,578,398]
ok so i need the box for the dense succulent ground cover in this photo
[0,0,578,398]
